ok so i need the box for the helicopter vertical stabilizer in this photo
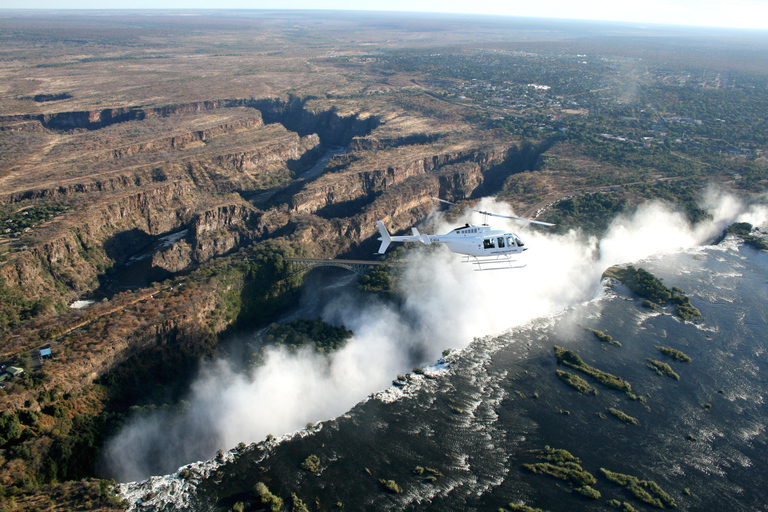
[377,221,392,254]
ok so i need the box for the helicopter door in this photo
[497,237,505,248]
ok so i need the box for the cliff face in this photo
[288,146,511,215]
[0,94,540,377]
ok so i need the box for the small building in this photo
[40,347,53,360]
[5,366,25,377]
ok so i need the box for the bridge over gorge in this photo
[285,257,396,276]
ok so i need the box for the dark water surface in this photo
[122,239,768,511]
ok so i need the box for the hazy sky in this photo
[2,0,767,31]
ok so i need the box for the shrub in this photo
[574,485,601,499]
[301,454,321,473]
[292,493,309,512]
[379,479,403,494]
[254,482,284,512]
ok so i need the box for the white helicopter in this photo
[376,198,554,270]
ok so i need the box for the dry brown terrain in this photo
[2,10,765,511]
[0,12,558,509]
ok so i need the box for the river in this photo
[117,211,768,511]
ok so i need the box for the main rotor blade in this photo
[432,197,457,206]
[432,197,555,227]
[470,209,555,227]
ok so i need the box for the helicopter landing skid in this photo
[462,254,527,271]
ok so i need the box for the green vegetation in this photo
[0,241,308,508]
[608,500,640,512]
[725,222,754,237]
[523,446,598,497]
[301,454,321,473]
[292,493,310,512]
[0,203,69,239]
[625,181,712,225]
[600,468,677,509]
[604,266,671,303]
[358,264,394,292]
[742,234,768,250]
[724,223,768,250]
[656,346,691,363]
[586,328,622,347]
[501,504,549,512]
[554,346,636,399]
[413,466,443,482]
[255,482,284,512]
[379,479,403,494]
[524,462,597,487]
[263,318,353,354]
[607,407,640,425]
[556,370,598,396]
[646,359,681,380]
[574,485,602,499]
[538,192,627,236]
[604,266,701,320]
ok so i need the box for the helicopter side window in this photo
[497,237,505,248]
[483,238,495,249]
[507,236,516,247]
[515,236,524,247]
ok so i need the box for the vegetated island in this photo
[607,500,640,512]
[656,346,692,363]
[586,327,622,346]
[603,265,701,320]
[599,468,677,509]
[607,407,640,425]
[500,504,550,512]
[556,369,598,396]
[554,346,640,400]
[646,358,681,380]
[719,222,768,250]
[522,446,601,500]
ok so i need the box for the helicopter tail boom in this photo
[376,221,431,254]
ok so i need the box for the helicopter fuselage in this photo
[429,224,526,257]
[376,221,526,257]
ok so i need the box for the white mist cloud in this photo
[103,192,764,482]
